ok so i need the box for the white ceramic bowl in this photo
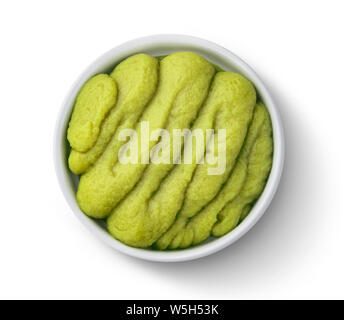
[54,35,284,262]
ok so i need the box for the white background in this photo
[0,0,343,300]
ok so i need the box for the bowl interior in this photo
[56,35,283,262]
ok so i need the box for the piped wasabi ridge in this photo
[67,74,117,154]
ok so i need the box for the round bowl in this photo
[54,34,284,262]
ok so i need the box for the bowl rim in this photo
[53,34,285,262]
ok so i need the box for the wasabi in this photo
[66,51,273,249]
